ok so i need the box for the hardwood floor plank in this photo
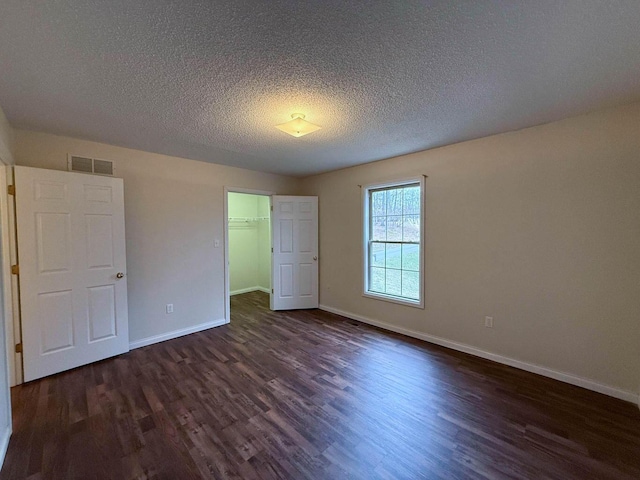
[2,291,640,479]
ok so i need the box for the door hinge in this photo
[15,343,22,353]
[7,185,15,196]
[270,205,273,211]
[11,265,19,275]
[271,289,274,293]
[271,247,273,253]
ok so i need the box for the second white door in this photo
[271,196,318,310]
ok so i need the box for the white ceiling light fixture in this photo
[275,113,322,138]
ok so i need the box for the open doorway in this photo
[223,189,319,322]
[224,189,272,322]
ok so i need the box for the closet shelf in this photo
[228,216,269,223]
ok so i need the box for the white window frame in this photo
[362,177,425,308]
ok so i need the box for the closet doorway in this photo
[224,189,273,321]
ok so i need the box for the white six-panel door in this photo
[15,166,129,382]
[271,196,318,310]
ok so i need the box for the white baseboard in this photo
[129,318,227,350]
[319,304,639,405]
[230,286,270,296]
[0,426,10,471]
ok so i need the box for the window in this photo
[363,179,424,307]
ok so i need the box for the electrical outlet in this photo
[166,304,174,314]
[484,316,493,328]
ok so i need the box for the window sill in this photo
[363,291,425,309]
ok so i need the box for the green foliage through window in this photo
[367,183,421,302]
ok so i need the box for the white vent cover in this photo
[68,155,115,176]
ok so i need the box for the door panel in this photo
[299,263,313,297]
[84,184,112,203]
[279,264,294,298]
[298,219,313,252]
[85,214,114,269]
[37,213,71,273]
[87,285,117,342]
[15,166,129,382]
[39,290,74,353]
[279,219,293,252]
[35,181,68,201]
[271,196,318,310]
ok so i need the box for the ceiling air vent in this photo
[68,155,115,176]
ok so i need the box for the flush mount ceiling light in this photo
[275,113,322,138]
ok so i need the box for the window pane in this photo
[370,242,385,267]
[386,188,403,215]
[386,215,402,241]
[370,267,385,293]
[366,182,422,304]
[401,244,419,271]
[371,190,386,216]
[402,271,420,299]
[372,216,386,241]
[385,243,401,269]
[402,186,420,214]
[402,215,420,242]
[386,269,402,296]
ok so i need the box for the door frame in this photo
[0,167,18,388]
[223,187,274,323]
[0,159,14,465]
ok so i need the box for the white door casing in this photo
[271,196,318,310]
[15,166,129,382]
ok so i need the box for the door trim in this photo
[0,162,13,470]
[223,187,274,323]
[0,167,18,386]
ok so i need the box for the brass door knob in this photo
[116,272,125,279]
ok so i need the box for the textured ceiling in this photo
[1,1,640,177]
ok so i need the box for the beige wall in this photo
[302,102,640,398]
[14,130,299,343]
[0,106,14,165]
[9,103,640,401]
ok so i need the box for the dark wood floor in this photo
[2,291,640,479]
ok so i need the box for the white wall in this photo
[228,193,271,294]
[302,102,640,401]
[14,130,299,345]
[0,104,14,467]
